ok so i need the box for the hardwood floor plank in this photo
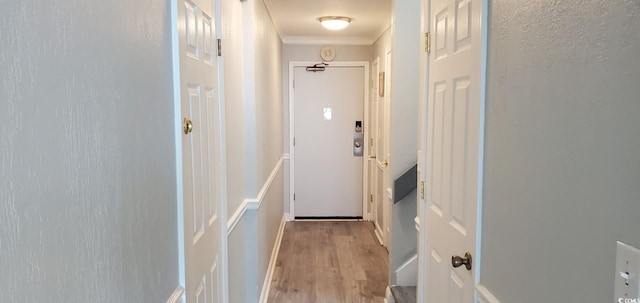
[268,221,388,303]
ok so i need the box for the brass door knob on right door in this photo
[451,252,472,270]
[183,117,193,134]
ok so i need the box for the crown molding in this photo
[261,0,284,41]
[282,36,374,45]
[372,13,392,43]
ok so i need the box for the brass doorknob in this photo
[183,117,193,134]
[382,160,389,166]
[451,252,472,270]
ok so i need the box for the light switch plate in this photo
[615,241,640,301]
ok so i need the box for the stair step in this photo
[390,286,416,303]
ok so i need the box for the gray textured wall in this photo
[222,0,249,218]
[390,0,420,179]
[257,168,285,296]
[228,211,258,303]
[0,0,178,302]
[226,0,285,302]
[390,190,418,285]
[482,0,640,302]
[255,0,284,191]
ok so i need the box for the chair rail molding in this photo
[227,155,284,234]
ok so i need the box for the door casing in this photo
[288,61,371,220]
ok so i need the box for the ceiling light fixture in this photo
[319,16,352,31]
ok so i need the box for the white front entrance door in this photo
[424,0,485,301]
[293,65,365,218]
[175,0,224,301]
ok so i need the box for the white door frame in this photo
[416,1,430,301]
[170,0,229,301]
[288,61,370,220]
[416,0,488,301]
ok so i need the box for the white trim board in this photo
[288,61,371,220]
[258,215,287,303]
[227,155,284,234]
[166,286,184,303]
[284,212,294,221]
[476,285,501,303]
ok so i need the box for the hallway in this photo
[3,0,640,302]
[268,221,388,303]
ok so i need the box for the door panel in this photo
[176,0,223,301]
[294,66,364,218]
[425,0,483,301]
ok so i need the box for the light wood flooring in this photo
[268,221,389,303]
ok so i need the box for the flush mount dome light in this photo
[319,16,352,30]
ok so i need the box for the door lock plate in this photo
[353,133,364,156]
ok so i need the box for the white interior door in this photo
[176,0,223,302]
[424,0,484,301]
[293,66,365,218]
[370,57,383,243]
[375,51,392,248]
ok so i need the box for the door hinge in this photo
[294,193,296,200]
[293,79,295,89]
[370,80,374,89]
[370,194,374,203]
[217,39,222,56]
[420,181,425,199]
[424,32,431,53]
[370,138,374,147]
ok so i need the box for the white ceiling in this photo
[263,0,392,45]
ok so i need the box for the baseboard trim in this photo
[258,215,287,303]
[166,285,185,303]
[227,156,284,235]
[374,227,384,245]
[385,286,395,303]
[295,216,362,220]
[284,212,294,221]
[476,284,501,303]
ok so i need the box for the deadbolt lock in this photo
[183,117,193,134]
